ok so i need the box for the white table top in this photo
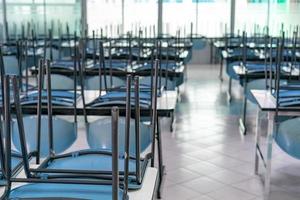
[251,89,300,114]
[0,165,158,200]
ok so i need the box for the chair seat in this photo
[276,117,300,159]
[9,183,125,200]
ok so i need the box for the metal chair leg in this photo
[239,95,247,135]
[254,108,261,175]
[219,58,224,81]
[227,77,232,102]
[156,117,165,199]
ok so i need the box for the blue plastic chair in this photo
[38,117,152,190]
[12,116,77,157]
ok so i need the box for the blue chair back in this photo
[12,116,76,157]
[87,117,151,157]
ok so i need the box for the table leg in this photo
[227,77,232,102]
[254,108,261,174]
[170,112,175,132]
[264,111,274,197]
[219,57,224,81]
[210,41,213,64]
[157,117,165,199]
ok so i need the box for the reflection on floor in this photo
[160,64,300,200]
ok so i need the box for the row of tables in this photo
[0,35,194,199]
[213,34,300,197]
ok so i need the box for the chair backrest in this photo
[2,55,20,75]
[87,117,151,157]
[12,115,76,157]
[2,74,126,200]
[45,47,60,61]
[44,74,75,90]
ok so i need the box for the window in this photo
[162,0,196,36]
[235,0,269,35]
[269,0,300,36]
[45,0,81,37]
[163,0,230,37]
[124,0,157,36]
[5,0,46,38]
[87,0,122,37]
[196,0,230,37]
[5,0,80,38]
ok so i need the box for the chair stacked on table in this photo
[0,24,195,199]
[0,56,160,199]
[254,31,300,197]
[215,29,300,135]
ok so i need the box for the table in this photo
[30,64,186,78]
[234,66,300,135]
[11,89,177,198]
[251,89,300,198]
[16,90,178,118]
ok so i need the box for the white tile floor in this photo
[160,64,300,200]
